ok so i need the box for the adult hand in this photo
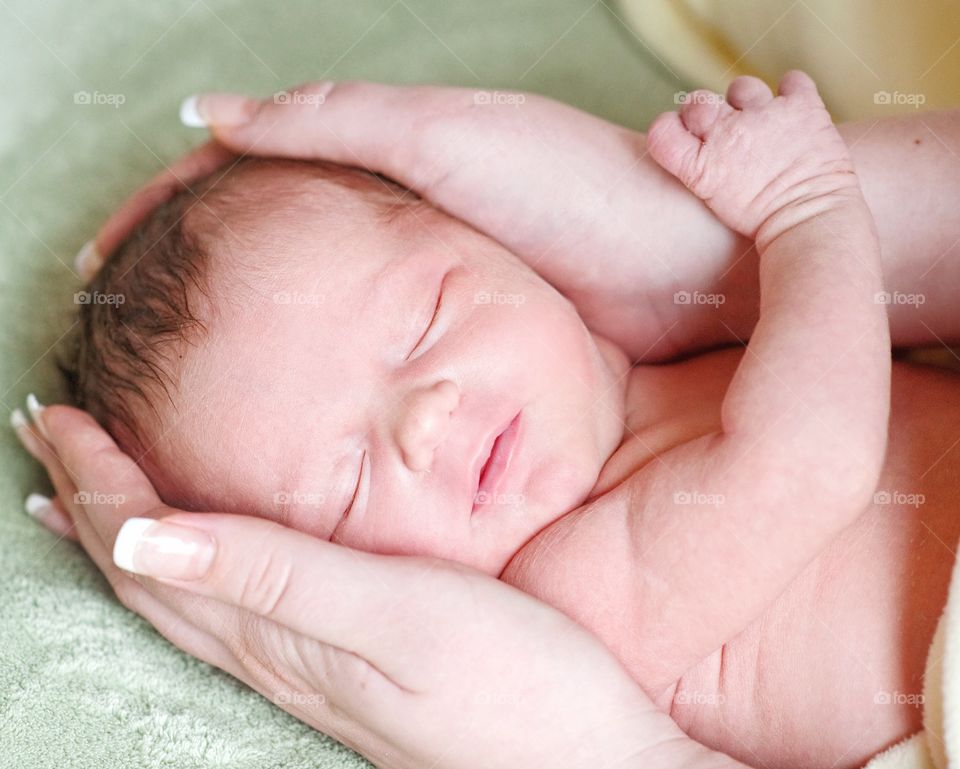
[79,81,756,361]
[13,401,747,769]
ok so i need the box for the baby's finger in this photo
[81,140,237,278]
[725,76,774,110]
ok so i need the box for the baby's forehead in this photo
[180,204,448,462]
[198,162,428,293]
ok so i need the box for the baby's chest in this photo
[590,349,740,498]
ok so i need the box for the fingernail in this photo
[114,517,216,580]
[10,407,27,431]
[179,94,206,127]
[24,493,53,520]
[75,240,103,281]
[26,393,48,439]
[10,408,43,458]
[25,495,75,537]
[180,92,258,128]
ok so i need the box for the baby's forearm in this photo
[723,196,890,500]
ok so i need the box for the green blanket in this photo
[0,1,679,766]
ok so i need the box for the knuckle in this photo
[237,548,293,619]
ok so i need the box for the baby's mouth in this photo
[472,411,522,513]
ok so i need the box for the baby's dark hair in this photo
[60,158,417,460]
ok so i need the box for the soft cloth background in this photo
[0,2,682,767]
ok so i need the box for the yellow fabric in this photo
[614,0,960,120]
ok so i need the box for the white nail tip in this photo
[113,518,157,572]
[74,240,101,277]
[25,493,52,519]
[179,95,206,127]
[26,393,43,419]
[10,408,27,430]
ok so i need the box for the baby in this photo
[65,72,960,769]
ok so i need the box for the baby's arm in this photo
[503,73,891,696]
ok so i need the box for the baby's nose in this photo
[395,380,460,472]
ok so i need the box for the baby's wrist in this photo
[755,184,872,256]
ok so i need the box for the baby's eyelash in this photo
[406,278,445,359]
[346,451,365,514]
[332,450,365,539]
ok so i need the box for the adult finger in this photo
[11,400,82,518]
[49,457,247,682]
[185,81,636,227]
[112,510,473,685]
[36,404,165,545]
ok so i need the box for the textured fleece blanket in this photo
[0,1,681,766]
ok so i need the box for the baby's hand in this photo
[648,71,858,250]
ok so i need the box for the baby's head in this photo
[65,158,628,574]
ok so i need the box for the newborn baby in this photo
[67,73,960,769]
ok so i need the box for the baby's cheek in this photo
[279,503,339,542]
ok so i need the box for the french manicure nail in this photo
[181,92,259,128]
[26,393,48,439]
[179,94,206,127]
[74,240,103,281]
[24,493,53,520]
[114,518,216,580]
[10,408,27,431]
